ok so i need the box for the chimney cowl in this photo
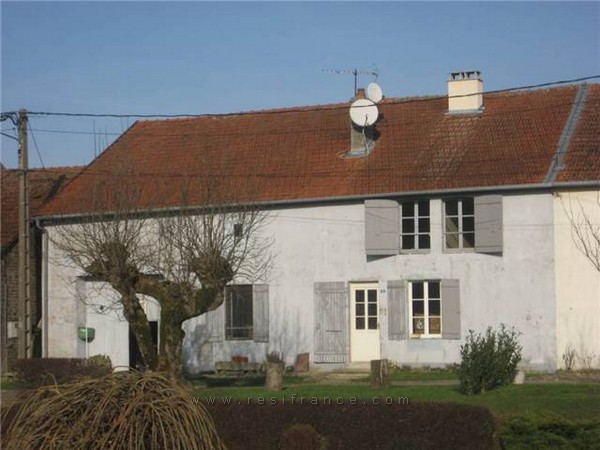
[447,70,483,113]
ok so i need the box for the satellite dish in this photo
[349,98,379,127]
[366,82,383,103]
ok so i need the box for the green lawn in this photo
[352,369,458,383]
[195,383,600,423]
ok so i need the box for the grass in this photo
[195,383,600,423]
[352,368,458,382]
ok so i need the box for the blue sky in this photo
[1,1,599,168]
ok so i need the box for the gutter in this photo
[35,180,600,225]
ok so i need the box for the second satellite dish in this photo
[349,99,379,127]
[366,82,383,103]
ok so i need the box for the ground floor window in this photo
[225,285,253,340]
[409,281,441,337]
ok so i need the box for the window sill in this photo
[399,249,431,255]
[409,334,442,340]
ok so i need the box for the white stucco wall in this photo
[45,191,561,373]
[554,190,600,369]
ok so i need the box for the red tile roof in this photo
[1,167,82,249]
[38,84,599,217]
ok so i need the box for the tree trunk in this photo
[265,362,284,391]
[157,307,185,377]
[370,359,390,388]
[119,291,158,370]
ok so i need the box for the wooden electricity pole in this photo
[17,109,32,358]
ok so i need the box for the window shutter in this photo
[441,279,460,340]
[474,195,503,254]
[206,303,225,343]
[253,284,269,343]
[365,199,400,256]
[387,280,407,340]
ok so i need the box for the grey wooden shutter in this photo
[365,200,400,256]
[314,282,348,363]
[252,284,269,343]
[441,279,460,340]
[206,302,225,343]
[387,280,407,340]
[475,195,503,254]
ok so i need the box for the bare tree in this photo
[51,161,272,377]
[561,191,600,272]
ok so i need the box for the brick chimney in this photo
[447,71,483,113]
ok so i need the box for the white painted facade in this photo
[553,190,600,369]
[43,190,599,373]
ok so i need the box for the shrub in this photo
[207,401,501,450]
[2,371,225,450]
[279,423,325,450]
[502,414,600,449]
[14,357,112,386]
[457,324,522,395]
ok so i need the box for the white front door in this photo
[350,283,380,361]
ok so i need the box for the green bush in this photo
[14,357,112,387]
[502,414,600,449]
[457,324,522,395]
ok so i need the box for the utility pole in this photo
[17,109,32,358]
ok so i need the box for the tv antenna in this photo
[323,67,379,95]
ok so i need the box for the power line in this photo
[1,75,598,119]
[27,121,46,169]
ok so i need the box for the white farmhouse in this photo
[37,73,600,373]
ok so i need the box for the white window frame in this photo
[443,198,475,252]
[400,200,431,252]
[408,280,442,338]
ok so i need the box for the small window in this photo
[444,198,474,250]
[401,200,430,250]
[233,223,243,238]
[225,285,253,340]
[409,281,441,337]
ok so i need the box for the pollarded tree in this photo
[52,162,272,377]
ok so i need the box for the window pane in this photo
[418,235,430,249]
[368,317,378,330]
[418,200,429,216]
[402,235,415,250]
[368,303,377,317]
[429,317,441,334]
[446,217,459,233]
[463,233,475,248]
[418,218,430,233]
[428,282,440,299]
[446,233,459,249]
[413,318,425,334]
[445,200,458,216]
[412,300,424,315]
[356,318,365,330]
[356,303,365,317]
[402,202,415,217]
[403,218,415,234]
[463,217,474,233]
[356,290,365,303]
[368,289,377,303]
[429,300,440,316]
[462,198,474,215]
[412,282,424,299]
[225,285,253,340]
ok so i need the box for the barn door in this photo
[314,282,348,363]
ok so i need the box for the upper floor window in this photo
[444,198,474,250]
[401,200,430,250]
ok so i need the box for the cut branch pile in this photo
[1,371,226,450]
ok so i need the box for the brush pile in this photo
[1,371,225,450]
